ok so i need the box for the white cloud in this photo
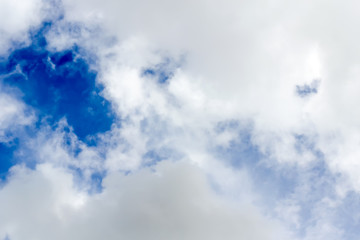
[1,0,360,238]
[0,0,46,54]
[58,0,360,192]
[47,1,360,236]
[0,161,292,240]
[0,91,34,142]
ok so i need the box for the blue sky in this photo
[1,0,360,239]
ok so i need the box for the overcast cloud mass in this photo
[1,0,360,239]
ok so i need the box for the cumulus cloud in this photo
[0,0,46,54]
[0,161,292,240]
[58,0,360,191]
[1,0,360,239]
[0,93,33,139]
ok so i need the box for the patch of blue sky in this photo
[140,116,170,142]
[143,149,168,166]
[142,57,182,84]
[285,134,340,236]
[142,147,183,168]
[294,133,323,159]
[212,120,297,200]
[0,22,116,143]
[296,79,320,98]
[0,21,116,180]
[69,165,106,194]
[212,120,347,236]
[0,140,19,180]
[55,121,83,157]
[333,191,360,240]
[140,115,184,165]
[293,160,339,236]
[89,171,106,193]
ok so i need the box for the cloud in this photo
[0,88,34,177]
[0,93,32,137]
[58,0,360,193]
[1,0,360,239]
[0,0,46,54]
[0,161,291,240]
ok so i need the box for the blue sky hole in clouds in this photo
[142,147,183,168]
[142,57,180,84]
[213,121,295,197]
[216,126,341,238]
[0,140,19,180]
[0,22,116,142]
[334,191,360,240]
[296,79,320,98]
[0,22,116,179]
[69,165,106,194]
[213,122,334,205]
[294,160,339,236]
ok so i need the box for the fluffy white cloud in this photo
[0,161,292,240]
[59,0,360,191]
[45,1,360,237]
[2,0,360,239]
[0,91,33,142]
[0,0,47,54]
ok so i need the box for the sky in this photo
[0,0,360,239]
